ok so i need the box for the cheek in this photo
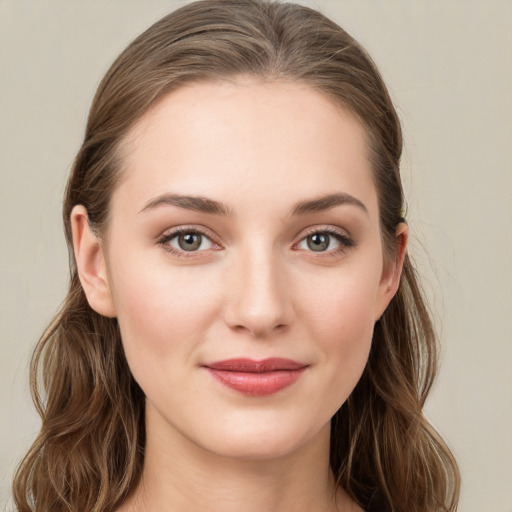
[320,293,375,374]
[301,262,380,342]
[107,253,222,375]
[297,265,380,403]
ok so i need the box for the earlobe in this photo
[375,223,409,321]
[71,205,116,318]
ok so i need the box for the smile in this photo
[203,358,308,397]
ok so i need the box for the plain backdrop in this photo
[1,1,511,510]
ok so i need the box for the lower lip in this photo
[206,367,307,397]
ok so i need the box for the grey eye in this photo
[165,231,214,252]
[297,231,345,253]
[306,233,330,252]
[177,232,203,251]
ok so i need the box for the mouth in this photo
[202,358,309,397]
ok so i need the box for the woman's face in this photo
[79,79,404,460]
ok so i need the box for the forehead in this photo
[113,78,378,220]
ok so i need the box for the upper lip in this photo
[203,358,308,372]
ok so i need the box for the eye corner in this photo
[292,226,356,257]
[157,225,223,258]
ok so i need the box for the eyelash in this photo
[157,226,355,258]
[158,226,220,258]
[294,227,355,258]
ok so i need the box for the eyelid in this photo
[292,225,355,255]
[156,224,354,258]
[157,225,222,257]
[299,225,350,239]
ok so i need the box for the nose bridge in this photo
[224,240,293,336]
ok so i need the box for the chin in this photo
[191,416,330,462]
[206,437,302,462]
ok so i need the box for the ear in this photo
[70,205,116,318]
[374,223,409,321]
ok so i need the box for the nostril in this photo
[228,321,289,338]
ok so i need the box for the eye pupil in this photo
[178,232,202,251]
[307,233,329,252]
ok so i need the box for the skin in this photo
[72,78,407,512]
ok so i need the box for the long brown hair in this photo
[13,1,460,510]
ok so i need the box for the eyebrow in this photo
[291,193,368,216]
[139,193,231,215]
[139,192,367,217]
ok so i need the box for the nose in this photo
[223,245,294,338]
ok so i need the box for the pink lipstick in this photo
[203,358,308,397]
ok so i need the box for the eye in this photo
[158,227,217,255]
[304,233,333,252]
[295,228,354,254]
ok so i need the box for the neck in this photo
[119,405,354,512]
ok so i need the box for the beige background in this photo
[1,1,511,510]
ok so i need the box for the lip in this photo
[202,358,308,397]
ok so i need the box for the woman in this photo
[12,0,460,511]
